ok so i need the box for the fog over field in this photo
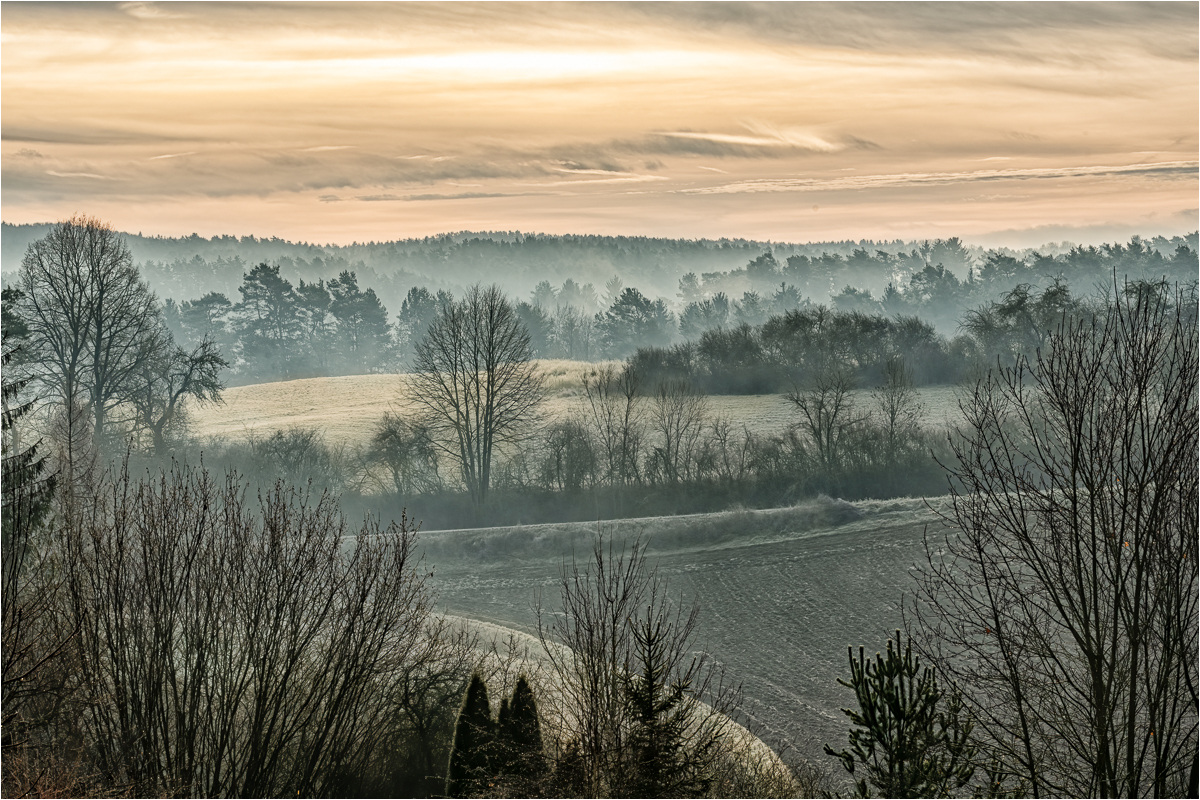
[188,366,966,452]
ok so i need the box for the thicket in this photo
[1,451,483,797]
[907,280,1199,797]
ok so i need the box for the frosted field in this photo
[413,496,945,769]
[190,360,966,448]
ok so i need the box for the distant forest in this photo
[3,222,1196,389]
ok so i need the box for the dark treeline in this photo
[6,221,1194,338]
[150,232,1197,386]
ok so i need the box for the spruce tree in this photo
[1,287,56,558]
[446,672,494,798]
[824,631,976,798]
[501,675,547,792]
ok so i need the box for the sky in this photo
[2,1,1197,247]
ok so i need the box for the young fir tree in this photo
[623,612,704,798]
[551,740,586,797]
[446,672,494,798]
[824,631,976,798]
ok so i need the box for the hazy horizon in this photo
[2,1,1197,247]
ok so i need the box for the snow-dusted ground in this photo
[416,496,945,766]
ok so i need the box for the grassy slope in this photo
[415,495,945,767]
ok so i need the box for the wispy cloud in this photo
[683,161,1200,195]
[118,2,190,21]
[531,173,668,187]
[599,128,880,160]
[45,170,112,180]
[301,145,355,152]
[2,125,191,145]
[357,191,543,202]
[150,151,196,160]
[658,122,853,153]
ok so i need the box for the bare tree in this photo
[360,409,443,499]
[59,463,434,797]
[130,332,227,456]
[538,418,598,493]
[702,416,757,485]
[907,283,1198,797]
[377,617,481,797]
[786,359,865,477]
[409,285,544,512]
[18,216,160,448]
[871,357,925,493]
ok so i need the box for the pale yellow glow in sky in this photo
[2,1,1196,246]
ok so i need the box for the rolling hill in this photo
[413,495,944,768]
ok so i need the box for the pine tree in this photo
[824,631,976,798]
[1,287,56,550]
[446,672,494,798]
[551,740,587,797]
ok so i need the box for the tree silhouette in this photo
[410,285,543,513]
[909,280,1198,796]
[446,672,495,798]
[825,632,975,798]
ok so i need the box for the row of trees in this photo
[166,263,393,380]
[631,308,958,394]
[685,236,1197,332]
[13,218,1180,322]
[351,357,941,530]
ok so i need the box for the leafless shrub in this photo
[360,409,443,498]
[580,364,644,487]
[369,617,482,797]
[535,534,741,797]
[537,418,598,492]
[646,379,709,485]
